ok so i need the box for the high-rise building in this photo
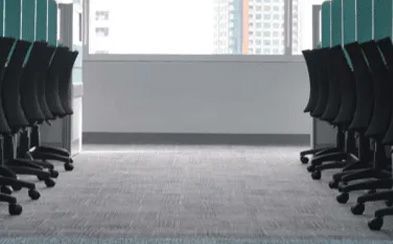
[291,0,301,54]
[214,0,299,55]
[245,0,285,55]
[214,0,242,54]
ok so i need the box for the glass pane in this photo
[246,0,285,55]
[89,0,215,54]
[89,0,286,55]
[73,2,83,84]
[292,0,325,54]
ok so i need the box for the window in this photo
[88,0,324,56]
[291,0,326,55]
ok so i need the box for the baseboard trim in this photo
[83,133,310,146]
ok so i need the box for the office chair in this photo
[327,42,376,189]
[17,42,60,177]
[42,50,79,160]
[1,40,55,188]
[311,45,358,179]
[300,50,338,163]
[28,47,75,171]
[336,41,393,204]
[38,49,78,156]
[301,48,349,168]
[339,38,393,230]
[306,47,355,177]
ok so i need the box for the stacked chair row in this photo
[300,37,393,231]
[0,37,78,215]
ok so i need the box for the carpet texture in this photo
[0,145,392,242]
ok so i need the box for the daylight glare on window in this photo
[89,0,324,55]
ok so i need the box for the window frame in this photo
[83,0,306,63]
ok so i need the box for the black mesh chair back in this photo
[361,41,392,139]
[332,46,356,127]
[46,47,67,118]
[58,50,78,116]
[36,45,56,121]
[0,38,15,81]
[302,50,319,113]
[344,42,374,132]
[310,48,330,118]
[2,40,31,132]
[0,38,15,135]
[377,38,393,144]
[321,46,342,123]
[20,42,47,125]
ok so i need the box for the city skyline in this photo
[214,0,300,55]
[89,0,308,55]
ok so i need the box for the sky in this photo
[90,0,216,54]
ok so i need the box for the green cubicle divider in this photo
[343,0,356,44]
[36,0,48,41]
[342,0,356,67]
[4,0,21,39]
[357,0,373,42]
[22,0,36,41]
[374,0,393,40]
[322,1,331,48]
[0,0,4,36]
[331,0,342,46]
[47,0,57,45]
[1,0,58,44]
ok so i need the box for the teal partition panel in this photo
[374,0,393,40]
[342,0,356,68]
[4,0,21,39]
[22,0,36,41]
[36,0,47,41]
[0,0,4,36]
[47,0,57,45]
[357,0,373,42]
[331,0,342,46]
[343,0,356,44]
[321,1,331,48]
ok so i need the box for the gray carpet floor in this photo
[0,145,392,243]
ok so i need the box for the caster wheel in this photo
[37,175,45,181]
[351,203,365,215]
[8,204,22,216]
[12,185,22,192]
[69,158,74,164]
[28,189,40,200]
[311,170,321,180]
[307,165,315,172]
[44,178,56,188]
[337,192,349,204]
[300,156,309,164]
[1,186,13,195]
[368,217,383,231]
[64,163,74,171]
[329,180,339,189]
[385,200,393,207]
[50,170,59,178]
